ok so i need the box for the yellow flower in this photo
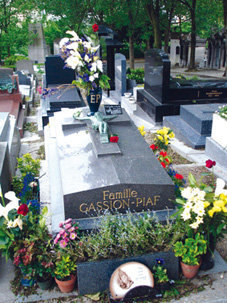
[220,193,227,203]
[208,205,222,217]
[222,206,227,213]
[138,126,146,137]
[213,200,225,209]
[157,135,163,141]
[203,201,210,208]
[169,132,175,139]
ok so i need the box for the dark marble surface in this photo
[45,107,175,231]
[45,55,75,87]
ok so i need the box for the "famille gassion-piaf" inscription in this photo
[79,188,161,214]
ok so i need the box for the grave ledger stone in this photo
[137,49,227,122]
[44,107,175,232]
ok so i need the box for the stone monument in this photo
[28,23,49,63]
[44,107,175,232]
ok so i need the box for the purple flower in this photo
[156,258,164,265]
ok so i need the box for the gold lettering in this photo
[103,201,109,210]
[88,203,96,212]
[90,94,96,103]
[154,195,160,205]
[79,203,88,213]
[136,198,143,207]
[103,190,109,200]
[109,193,115,199]
[146,197,153,207]
[122,199,130,208]
[113,200,122,209]
[97,201,103,210]
[116,192,123,199]
[96,94,101,103]
[131,190,137,198]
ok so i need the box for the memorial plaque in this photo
[109,262,154,300]
[104,104,122,115]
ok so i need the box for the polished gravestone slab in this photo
[45,107,175,232]
[41,56,84,126]
[137,49,227,122]
[164,103,227,148]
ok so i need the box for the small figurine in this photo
[73,111,117,144]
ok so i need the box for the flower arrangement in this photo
[175,171,227,251]
[158,151,172,168]
[59,25,110,94]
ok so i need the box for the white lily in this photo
[215,178,227,196]
[59,37,69,48]
[90,62,97,72]
[66,30,80,41]
[67,42,79,51]
[96,60,103,72]
[0,191,19,220]
[89,75,95,82]
[13,217,23,230]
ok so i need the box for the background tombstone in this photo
[16,60,35,75]
[28,23,50,63]
[110,53,126,99]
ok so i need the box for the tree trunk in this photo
[129,35,135,69]
[188,0,196,69]
[153,17,162,49]
[164,29,170,53]
[223,0,227,76]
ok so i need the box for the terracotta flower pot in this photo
[55,274,76,293]
[180,260,201,279]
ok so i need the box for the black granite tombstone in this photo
[16,71,31,86]
[45,55,76,87]
[137,49,227,122]
[41,55,84,127]
[45,107,175,232]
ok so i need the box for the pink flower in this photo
[13,256,20,266]
[75,226,79,230]
[59,229,65,236]
[65,223,72,229]
[60,239,68,248]
[62,232,68,239]
[54,233,61,244]
[70,233,77,240]
[206,159,216,168]
[59,222,64,228]
[64,218,72,224]
[69,227,75,233]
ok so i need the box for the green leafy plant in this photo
[127,68,144,84]
[153,265,169,283]
[218,105,227,120]
[4,55,28,68]
[54,254,76,281]
[173,233,207,265]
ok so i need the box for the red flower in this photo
[150,144,158,150]
[160,151,167,157]
[165,158,170,164]
[92,24,99,32]
[110,136,119,143]
[17,204,29,216]
[161,162,166,168]
[205,159,216,168]
[175,173,184,180]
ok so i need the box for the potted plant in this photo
[153,262,170,293]
[54,253,77,293]
[35,238,54,290]
[53,218,80,292]
[173,233,207,279]
[59,25,110,116]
